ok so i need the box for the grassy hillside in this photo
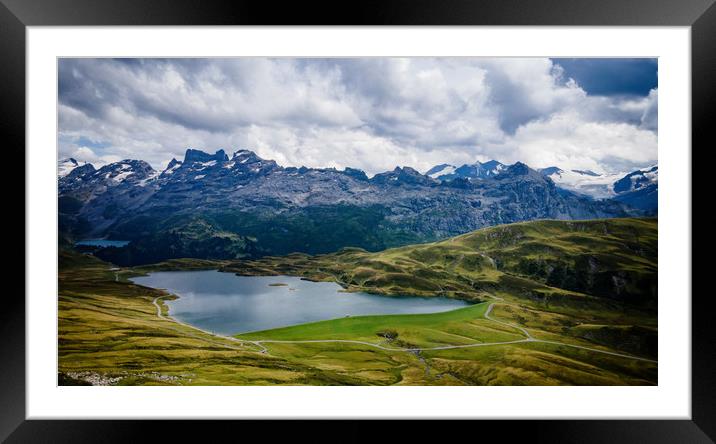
[227,218,657,359]
[224,218,657,306]
[58,250,381,385]
[59,218,657,386]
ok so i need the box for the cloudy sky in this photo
[58,57,657,175]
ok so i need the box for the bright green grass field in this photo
[237,303,525,348]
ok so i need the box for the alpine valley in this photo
[59,148,657,266]
[55,57,661,389]
[58,149,659,387]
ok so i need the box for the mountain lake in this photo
[130,270,470,335]
[75,239,131,248]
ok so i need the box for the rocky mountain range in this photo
[59,148,648,265]
[539,165,658,212]
[423,159,658,214]
[610,166,659,212]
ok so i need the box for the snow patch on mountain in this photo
[58,158,88,177]
[481,160,506,176]
[425,160,506,181]
[539,165,658,202]
[540,167,625,199]
[112,170,134,182]
[613,165,658,194]
[137,171,160,187]
[162,159,182,176]
[426,164,456,179]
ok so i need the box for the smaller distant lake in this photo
[75,239,130,248]
[131,270,470,335]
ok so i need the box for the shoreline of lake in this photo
[75,239,130,248]
[130,270,469,335]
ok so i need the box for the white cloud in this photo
[508,111,658,174]
[66,146,122,167]
[58,58,657,175]
[640,88,658,132]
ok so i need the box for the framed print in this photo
[3,0,713,441]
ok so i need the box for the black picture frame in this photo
[2,0,711,441]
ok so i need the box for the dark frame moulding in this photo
[1,0,712,442]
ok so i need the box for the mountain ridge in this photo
[60,148,643,265]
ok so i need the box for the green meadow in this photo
[238,303,526,347]
[59,218,657,386]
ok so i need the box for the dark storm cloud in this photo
[551,58,657,97]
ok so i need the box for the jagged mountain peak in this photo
[231,149,264,164]
[481,160,506,171]
[613,165,658,194]
[62,162,96,181]
[166,158,181,169]
[426,159,505,181]
[184,148,229,164]
[155,148,282,185]
[161,158,183,176]
[371,166,436,186]
[505,161,529,174]
[400,166,422,175]
[496,162,550,183]
[95,159,156,183]
[58,157,91,177]
[343,167,369,181]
